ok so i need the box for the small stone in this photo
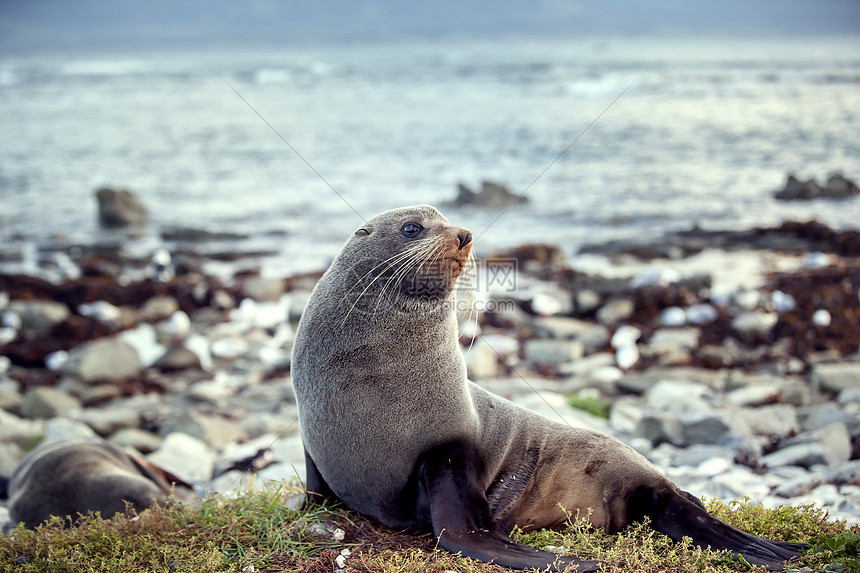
[812,363,860,393]
[646,380,711,410]
[725,384,782,407]
[6,299,70,335]
[615,344,640,371]
[108,427,164,453]
[575,289,601,314]
[147,432,215,483]
[596,298,634,325]
[153,345,202,372]
[62,336,143,381]
[648,328,700,351]
[162,411,243,448]
[731,311,778,334]
[20,387,81,419]
[140,296,180,323]
[96,187,147,227]
[70,406,141,436]
[42,417,97,444]
[685,304,718,325]
[610,325,641,348]
[523,339,584,366]
[812,309,832,327]
[658,306,686,326]
[463,339,499,379]
[242,277,284,303]
[697,457,732,477]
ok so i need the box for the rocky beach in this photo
[1,185,859,534]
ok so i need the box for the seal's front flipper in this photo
[419,441,601,572]
[303,448,336,508]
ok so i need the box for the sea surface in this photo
[1,38,859,279]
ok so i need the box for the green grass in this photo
[1,484,856,573]
[566,393,611,419]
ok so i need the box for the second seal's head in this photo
[336,205,473,313]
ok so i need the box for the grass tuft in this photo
[0,485,856,573]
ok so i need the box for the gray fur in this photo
[292,205,805,570]
[7,439,183,529]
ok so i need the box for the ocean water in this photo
[1,38,858,278]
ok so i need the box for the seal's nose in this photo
[457,230,473,250]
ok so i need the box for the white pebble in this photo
[0,355,10,374]
[531,292,564,316]
[804,252,829,269]
[44,350,69,370]
[0,327,16,345]
[165,311,192,338]
[335,555,347,569]
[658,306,686,327]
[812,309,831,327]
[78,300,122,323]
[735,290,760,310]
[685,303,718,324]
[615,344,640,371]
[2,310,22,331]
[0,291,8,309]
[770,290,796,313]
[332,528,345,541]
[611,325,641,349]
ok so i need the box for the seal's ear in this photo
[355,226,373,236]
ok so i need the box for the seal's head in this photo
[332,205,473,314]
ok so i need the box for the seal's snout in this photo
[457,230,473,251]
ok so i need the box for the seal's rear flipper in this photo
[420,441,601,572]
[638,487,807,571]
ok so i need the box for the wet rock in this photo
[96,187,147,227]
[596,298,634,325]
[823,173,860,199]
[62,336,143,381]
[147,431,215,483]
[450,180,527,209]
[774,175,822,201]
[6,299,70,335]
[20,387,81,419]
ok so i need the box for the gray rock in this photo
[618,367,728,395]
[0,378,22,412]
[609,398,644,434]
[647,328,700,351]
[645,380,712,410]
[531,316,608,353]
[801,403,849,432]
[108,427,164,453]
[681,412,733,445]
[450,180,527,209]
[463,339,499,379]
[0,409,45,443]
[6,299,70,336]
[725,383,782,407]
[670,444,735,468]
[139,295,179,322]
[596,298,634,325]
[839,387,860,404]
[20,387,81,419]
[523,339,584,366]
[823,173,860,199]
[41,417,96,444]
[153,345,202,372]
[162,411,243,448]
[734,404,799,439]
[0,441,23,475]
[242,277,284,303]
[812,362,860,393]
[731,311,778,334]
[825,460,860,483]
[96,187,147,227]
[763,423,851,468]
[62,336,143,381]
[638,413,685,446]
[574,289,601,314]
[69,406,141,436]
[774,474,822,498]
[147,432,215,483]
[773,175,822,201]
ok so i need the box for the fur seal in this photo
[292,205,806,571]
[2,439,193,529]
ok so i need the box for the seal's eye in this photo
[401,222,423,238]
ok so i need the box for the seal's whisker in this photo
[339,239,433,303]
[339,243,433,325]
[374,239,441,312]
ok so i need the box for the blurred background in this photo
[1,0,859,278]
